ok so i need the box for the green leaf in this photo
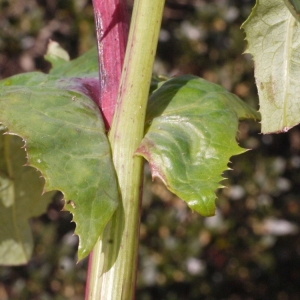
[136,75,260,216]
[0,56,119,260]
[46,46,99,78]
[44,40,70,69]
[0,133,54,265]
[150,75,169,95]
[242,0,300,133]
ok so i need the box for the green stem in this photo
[86,0,165,298]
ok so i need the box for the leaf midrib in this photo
[282,13,296,129]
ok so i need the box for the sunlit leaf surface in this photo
[0,49,119,260]
[242,0,300,133]
[136,75,260,216]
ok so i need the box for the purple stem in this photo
[92,0,129,129]
[85,0,128,298]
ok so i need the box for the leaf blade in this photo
[0,133,54,265]
[46,46,99,78]
[136,75,259,216]
[0,72,119,260]
[242,0,300,133]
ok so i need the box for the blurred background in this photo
[1,0,300,299]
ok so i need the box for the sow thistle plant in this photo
[0,0,299,298]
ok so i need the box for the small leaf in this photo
[0,133,54,265]
[242,0,300,133]
[44,40,70,69]
[0,52,119,259]
[136,75,260,216]
[46,46,99,78]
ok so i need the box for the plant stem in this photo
[91,0,128,128]
[85,0,128,298]
[85,0,165,299]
